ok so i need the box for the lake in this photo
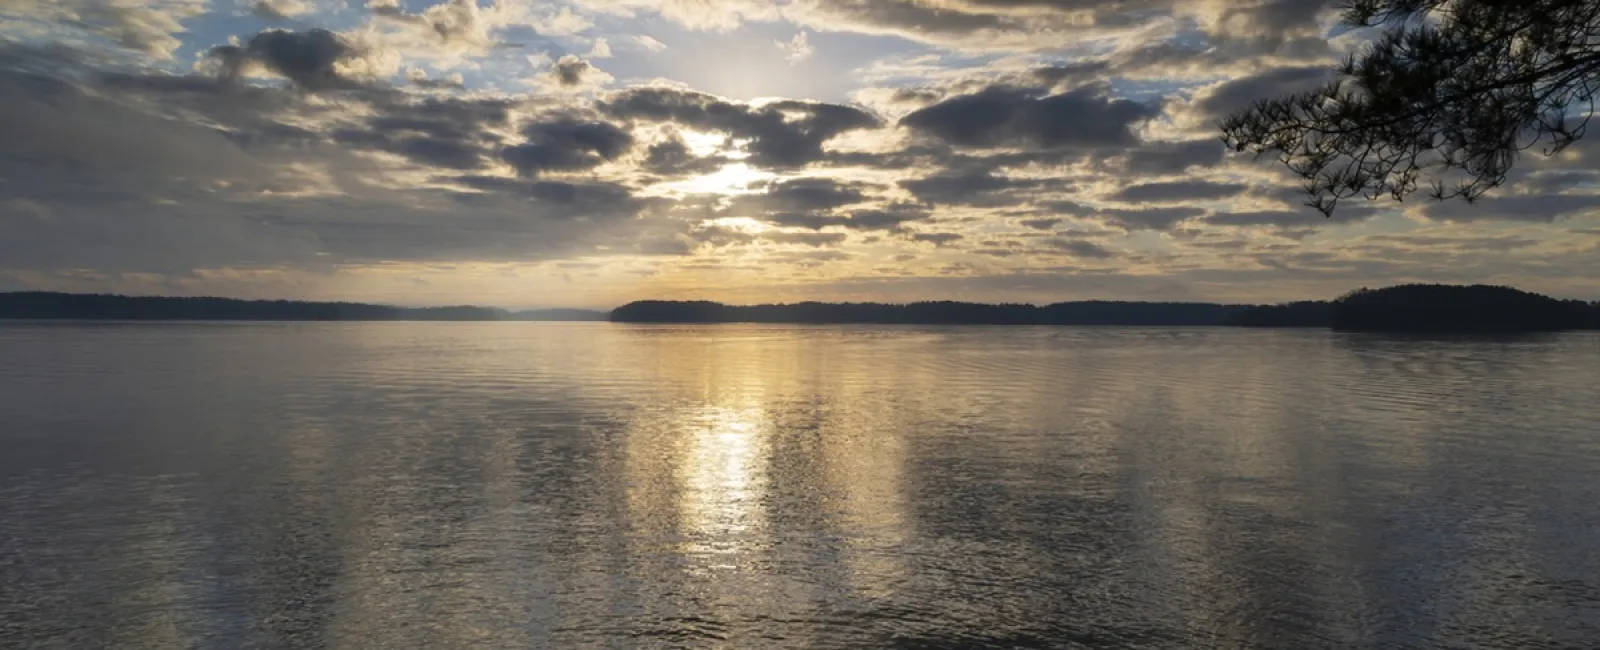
[2,323,1598,648]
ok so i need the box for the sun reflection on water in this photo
[677,404,770,566]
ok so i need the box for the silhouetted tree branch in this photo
[1220,0,1600,215]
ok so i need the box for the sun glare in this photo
[680,130,726,156]
[704,216,768,232]
[653,162,777,197]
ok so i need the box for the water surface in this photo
[3,323,1598,648]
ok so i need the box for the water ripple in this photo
[3,323,1599,648]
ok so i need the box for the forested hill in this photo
[0,293,606,321]
[1329,285,1598,333]
[610,300,1251,326]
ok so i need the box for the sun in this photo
[651,162,777,197]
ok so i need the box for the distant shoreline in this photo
[0,293,606,323]
[4,286,1597,332]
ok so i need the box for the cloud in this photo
[901,85,1158,150]
[1047,239,1116,259]
[0,47,659,277]
[641,135,727,176]
[899,167,1048,206]
[777,30,814,64]
[1203,210,1317,228]
[601,87,879,168]
[500,114,634,176]
[784,0,1163,51]
[331,94,513,169]
[568,0,778,31]
[1098,206,1208,231]
[907,232,964,246]
[1113,180,1248,203]
[1118,139,1226,174]
[1188,65,1332,121]
[738,177,870,213]
[0,0,208,58]
[250,0,315,21]
[632,34,668,51]
[549,54,611,88]
[588,37,612,58]
[368,0,488,47]
[406,67,465,89]
[206,28,369,90]
[762,231,848,247]
[1416,194,1600,223]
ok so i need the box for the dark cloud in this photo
[642,136,727,176]
[1192,66,1331,120]
[846,204,931,230]
[1518,170,1600,194]
[764,212,848,230]
[601,87,879,168]
[1119,139,1226,174]
[447,175,645,218]
[1029,61,1115,89]
[207,28,361,90]
[898,166,1047,206]
[500,115,634,176]
[790,0,1180,49]
[901,85,1157,150]
[1362,234,1541,252]
[763,203,931,231]
[369,0,488,47]
[332,96,513,169]
[409,74,465,90]
[1046,238,1116,259]
[908,232,964,246]
[1019,218,1062,230]
[761,231,849,247]
[688,224,758,247]
[724,178,930,232]
[1203,210,1317,228]
[1417,194,1600,223]
[741,177,872,213]
[1113,180,1248,203]
[1099,206,1207,231]
[551,55,604,87]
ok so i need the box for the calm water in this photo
[2,323,1599,649]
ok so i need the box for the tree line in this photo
[616,286,1600,332]
[5,286,1596,332]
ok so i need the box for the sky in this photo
[1,0,1597,309]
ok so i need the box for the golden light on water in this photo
[678,404,770,565]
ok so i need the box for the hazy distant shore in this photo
[5,286,1596,332]
[0,293,606,322]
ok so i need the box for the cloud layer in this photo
[0,0,1596,306]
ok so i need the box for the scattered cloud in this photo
[251,0,316,21]
[776,30,813,64]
